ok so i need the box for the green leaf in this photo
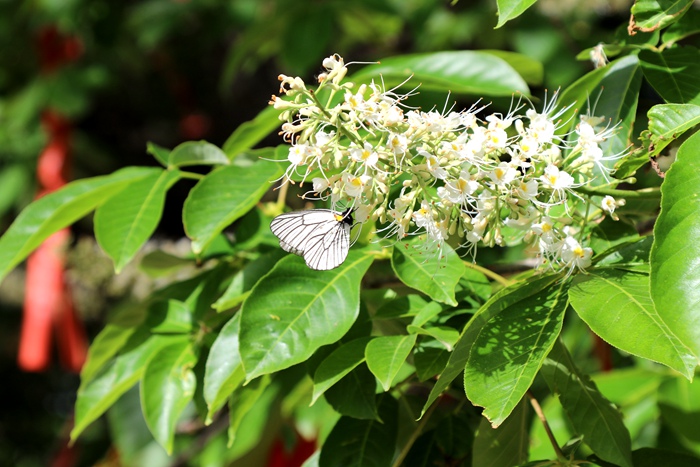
[365,335,417,392]
[323,364,378,420]
[560,55,641,177]
[589,218,640,255]
[145,299,193,334]
[168,141,230,167]
[222,106,282,158]
[213,250,286,311]
[569,269,695,378]
[146,142,170,167]
[657,377,700,443]
[407,325,459,351]
[183,159,282,254]
[630,0,693,33]
[495,0,537,28]
[651,129,700,361]
[141,339,197,454]
[95,169,181,273]
[472,398,529,467]
[350,51,530,97]
[662,8,700,44]
[464,277,569,426]
[631,448,700,467]
[0,167,155,284]
[639,47,700,105]
[204,313,245,421]
[413,339,450,382]
[638,103,700,160]
[227,375,272,448]
[374,294,428,319]
[312,337,372,404]
[71,332,182,441]
[420,274,561,418]
[319,395,398,466]
[541,340,633,467]
[391,240,465,306]
[239,250,374,380]
[479,50,543,85]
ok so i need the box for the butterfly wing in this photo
[270,209,351,270]
[303,220,351,270]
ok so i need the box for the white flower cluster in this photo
[270,55,626,273]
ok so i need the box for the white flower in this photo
[489,162,517,187]
[438,171,479,205]
[423,152,448,179]
[559,236,592,271]
[516,179,538,200]
[350,142,379,168]
[342,173,370,198]
[288,144,310,165]
[412,200,434,229]
[312,177,329,194]
[532,216,558,246]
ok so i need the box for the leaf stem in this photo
[463,261,514,287]
[575,186,660,199]
[179,171,205,180]
[527,390,566,462]
[392,398,438,467]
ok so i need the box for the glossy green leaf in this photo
[651,129,700,360]
[323,364,378,420]
[141,339,197,454]
[95,169,180,273]
[421,274,561,418]
[459,267,492,302]
[168,140,229,167]
[204,313,245,420]
[589,218,640,255]
[657,377,700,443]
[71,332,182,441]
[228,375,272,448]
[145,299,193,334]
[374,294,427,320]
[222,106,282,158]
[630,0,692,33]
[639,47,700,105]
[407,325,459,351]
[80,304,146,385]
[350,51,530,97]
[312,337,372,404]
[472,398,529,467]
[391,240,465,306]
[479,50,543,85]
[542,340,633,467]
[319,395,397,467]
[569,269,695,378]
[630,448,700,467]
[560,55,641,177]
[495,0,537,28]
[413,339,450,382]
[637,104,700,160]
[662,9,700,44]
[213,250,286,311]
[464,277,569,426]
[365,335,416,392]
[0,167,155,284]
[146,141,170,167]
[409,301,443,327]
[239,250,374,380]
[183,159,282,254]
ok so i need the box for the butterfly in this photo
[270,208,354,270]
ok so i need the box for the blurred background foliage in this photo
[0,0,639,465]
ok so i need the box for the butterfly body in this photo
[270,208,354,270]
